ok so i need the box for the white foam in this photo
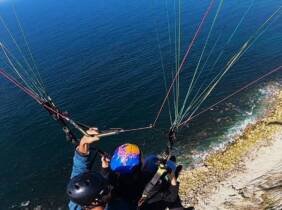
[189,81,282,166]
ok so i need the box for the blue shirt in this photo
[68,150,137,210]
[68,150,91,210]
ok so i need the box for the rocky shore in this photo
[179,88,282,210]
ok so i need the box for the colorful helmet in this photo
[110,143,141,174]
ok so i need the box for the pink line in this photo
[179,65,282,127]
[153,0,217,127]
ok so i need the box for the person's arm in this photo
[163,174,180,202]
[149,173,179,203]
[162,162,180,203]
[78,128,100,155]
[68,128,101,210]
[141,161,179,205]
[70,128,100,178]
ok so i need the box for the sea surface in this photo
[0,0,281,209]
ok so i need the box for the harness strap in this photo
[138,128,178,207]
[138,163,167,207]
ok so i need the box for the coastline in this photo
[179,89,282,209]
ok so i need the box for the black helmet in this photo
[67,172,110,207]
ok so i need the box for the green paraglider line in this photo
[153,0,217,128]
[179,65,282,127]
[0,68,153,139]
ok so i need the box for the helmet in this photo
[110,143,141,174]
[67,172,109,207]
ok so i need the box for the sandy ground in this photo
[195,132,282,210]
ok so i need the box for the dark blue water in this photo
[0,0,281,208]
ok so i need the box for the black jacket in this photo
[101,166,183,210]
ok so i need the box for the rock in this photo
[20,200,30,207]
[179,89,282,209]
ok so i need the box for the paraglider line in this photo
[179,65,282,127]
[153,0,216,127]
[0,68,152,138]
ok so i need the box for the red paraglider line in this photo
[0,68,153,136]
[153,0,216,127]
[0,68,68,119]
[179,65,282,127]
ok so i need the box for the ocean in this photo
[0,0,281,209]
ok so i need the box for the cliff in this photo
[179,89,282,210]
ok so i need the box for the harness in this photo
[138,128,177,207]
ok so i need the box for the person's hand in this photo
[80,128,100,144]
[101,155,110,169]
[169,172,177,186]
[78,128,100,155]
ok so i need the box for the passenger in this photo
[102,144,185,210]
[101,143,149,210]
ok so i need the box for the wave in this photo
[185,80,282,167]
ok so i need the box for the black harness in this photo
[138,128,177,207]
